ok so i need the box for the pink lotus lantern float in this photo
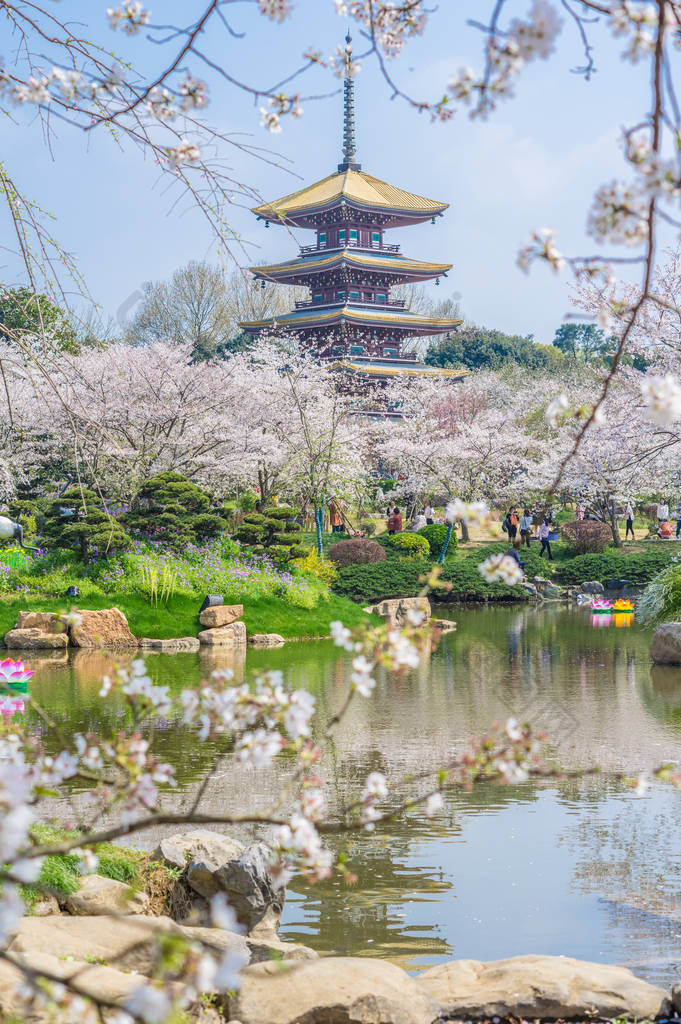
[590,600,613,613]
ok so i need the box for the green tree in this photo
[123,472,227,548]
[553,323,607,362]
[0,287,78,352]
[42,487,131,559]
[235,506,308,563]
[425,325,561,371]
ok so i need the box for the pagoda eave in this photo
[251,253,453,287]
[240,306,462,338]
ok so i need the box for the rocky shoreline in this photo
[3,828,680,1023]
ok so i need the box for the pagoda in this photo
[240,34,466,384]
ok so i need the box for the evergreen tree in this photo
[235,506,308,563]
[425,325,561,371]
[0,287,78,353]
[42,487,131,559]
[123,472,227,547]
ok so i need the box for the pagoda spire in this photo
[337,32,361,173]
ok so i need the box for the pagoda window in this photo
[348,290,360,300]
[332,345,344,356]
[371,231,381,246]
[312,293,323,304]
[349,229,358,243]
[349,344,364,356]
[338,229,346,244]
[336,290,346,302]
[376,292,387,303]
[383,346,398,357]
[318,232,327,248]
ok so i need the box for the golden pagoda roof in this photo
[253,249,452,282]
[252,169,448,224]
[329,359,469,379]
[240,303,462,335]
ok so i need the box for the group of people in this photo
[503,506,554,560]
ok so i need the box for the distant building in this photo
[240,34,466,386]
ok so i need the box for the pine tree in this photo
[123,472,227,548]
[42,487,131,559]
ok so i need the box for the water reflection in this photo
[21,604,681,983]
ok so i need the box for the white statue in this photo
[0,516,37,550]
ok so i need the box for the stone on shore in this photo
[415,954,671,1021]
[247,633,285,647]
[365,596,431,627]
[187,840,285,934]
[199,604,243,628]
[69,607,138,649]
[432,618,456,635]
[152,829,244,873]
[17,611,65,633]
[139,636,200,652]
[198,622,247,646]
[650,622,681,664]
[581,581,605,595]
[8,914,248,974]
[225,957,438,1024]
[64,873,149,915]
[4,628,69,650]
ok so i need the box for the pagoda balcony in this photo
[293,298,407,311]
[299,240,401,256]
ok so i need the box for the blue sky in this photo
[1,1,655,343]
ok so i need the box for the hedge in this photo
[553,548,674,585]
[332,556,528,604]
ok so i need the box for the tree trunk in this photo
[258,467,270,507]
[458,518,469,543]
[608,500,622,548]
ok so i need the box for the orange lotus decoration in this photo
[612,599,635,613]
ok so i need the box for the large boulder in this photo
[365,596,431,627]
[0,951,162,1020]
[651,622,681,665]
[17,611,65,633]
[69,608,138,649]
[198,622,247,646]
[180,923,316,964]
[4,628,68,650]
[199,604,243,628]
[152,829,244,873]
[247,633,285,647]
[225,957,438,1024]
[8,914,248,975]
[64,873,148,915]
[581,581,605,595]
[415,955,671,1021]
[187,840,285,934]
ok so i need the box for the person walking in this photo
[329,500,344,534]
[424,503,434,525]
[657,500,669,524]
[538,518,553,560]
[625,501,635,541]
[675,500,681,539]
[519,508,533,548]
[505,507,518,540]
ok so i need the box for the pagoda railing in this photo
[299,241,401,256]
[293,298,407,310]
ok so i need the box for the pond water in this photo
[21,604,681,986]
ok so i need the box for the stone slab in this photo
[199,604,243,628]
[4,628,68,650]
[198,622,247,646]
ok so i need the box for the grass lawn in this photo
[0,590,377,642]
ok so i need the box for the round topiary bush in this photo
[561,519,612,554]
[328,539,387,566]
[418,523,457,558]
[388,532,430,559]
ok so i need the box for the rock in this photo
[415,954,671,1021]
[247,633,285,647]
[432,619,456,635]
[581,581,605,595]
[153,829,245,873]
[188,841,286,934]
[541,584,563,600]
[8,915,179,973]
[520,583,538,598]
[225,957,438,1024]
[16,611,65,633]
[139,636,200,652]
[31,894,60,916]
[70,608,138,649]
[532,576,551,586]
[246,932,318,963]
[199,604,244,628]
[672,981,681,1013]
[0,951,163,1020]
[3,628,69,650]
[198,622,247,647]
[365,596,431,627]
[64,873,149,915]
[651,622,681,664]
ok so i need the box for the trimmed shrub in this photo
[42,487,131,560]
[124,472,227,548]
[328,539,387,566]
[554,548,674,586]
[419,523,457,558]
[561,520,612,554]
[235,506,305,564]
[389,532,430,559]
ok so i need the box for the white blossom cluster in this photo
[145,76,209,120]
[257,0,294,22]
[167,139,201,167]
[516,227,565,274]
[445,499,492,529]
[609,2,660,62]
[545,393,570,429]
[7,65,123,107]
[587,180,649,247]
[107,2,151,34]
[477,552,524,586]
[259,93,303,134]
[335,1,428,58]
[640,373,681,425]
[447,0,563,120]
